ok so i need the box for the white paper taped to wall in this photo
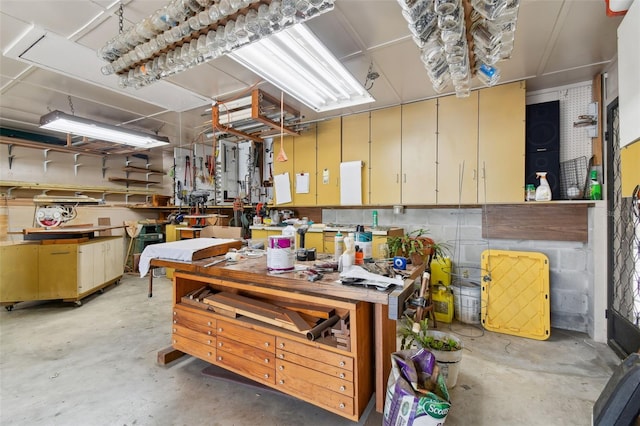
[340,161,363,205]
[274,172,292,204]
[295,173,310,193]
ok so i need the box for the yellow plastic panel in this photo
[480,250,550,340]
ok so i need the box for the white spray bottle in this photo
[535,172,552,201]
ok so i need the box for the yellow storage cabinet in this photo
[293,124,317,206]
[0,243,39,306]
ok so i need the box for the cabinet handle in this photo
[339,361,345,367]
[218,342,223,347]
[218,327,223,332]
[264,342,270,347]
[173,312,177,316]
[172,339,176,344]
[340,385,346,392]
[339,403,345,409]
[264,374,269,379]
[279,380,284,385]
[473,169,477,180]
[207,321,212,326]
[339,373,345,379]
[217,356,222,361]
[403,173,407,183]
[279,365,284,371]
[207,340,212,345]
[396,174,399,183]
[50,251,70,255]
[279,354,284,359]
[207,352,212,357]
[279,342,284,348]
[173,320,177,324]
[172,328,176,332]
[264,358,269,363]
[208,331,212,335]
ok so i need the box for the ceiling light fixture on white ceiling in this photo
[229,23,375,112]
[40,110,170,149]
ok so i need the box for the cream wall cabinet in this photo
[316,118,342,206]
[477,81,526,203]
[292,124,317,206]
[401,99,438,204]
[370,106,402,205]
[437,91,480,204]
[341,112,370,205]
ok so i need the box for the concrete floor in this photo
[0,274,621,425]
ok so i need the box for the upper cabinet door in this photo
[401,99,437,204]
[316,118,342,206]
[293,124,317,206]
[342,112,370,205]
[273,135,295,205]
[478,81,526,203]
[370,106,402,205]
[437,92,479,204]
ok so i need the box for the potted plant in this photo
[387,229,449,266]
[398,314,463,388]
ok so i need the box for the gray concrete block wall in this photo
[324,207,594,335]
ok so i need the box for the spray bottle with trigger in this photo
[535,171,552,201]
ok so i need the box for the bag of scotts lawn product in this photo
[383,348,451,426]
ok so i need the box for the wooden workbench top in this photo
[152,255,423,306]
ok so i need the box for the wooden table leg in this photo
[148,267,153,298]
[374,303,396,413]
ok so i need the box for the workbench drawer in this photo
[276,365,354,416]
[217,336,275,367]
[276,359,354,397]
[173,324,216,346]
[276,349,353,382]
[217,320,275,353]
[215,350,275,385]
[173,306,216,335]
[172,334,216,361]
[276,337,353,371]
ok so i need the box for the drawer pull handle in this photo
[279,343,284,348]
[207,340,212,344]
[340,386,346,392]
[279,354,284,359]
[339,361,345,367]
[208,331,212,335]
[218,328,223,332]
[217,356,222,361]
[207,321,212,326]
[279,366,284,371]
[173,320,177,324]
[264,342,270,347]
[264,374,269,379]
[279,380,284,385]
[173,312,177,316]
[172,328,176,332]
[207,352,212,357]
[218,342,223,347]
[172,339,176,344]
[339,373,345,379]
[264,358,269,363]
[339,403,345,409]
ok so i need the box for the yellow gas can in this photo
[430,257,452,286]
[432,286,454,323]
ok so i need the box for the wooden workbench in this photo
[153,255,423,420]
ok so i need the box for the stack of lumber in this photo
[331,314,351,351]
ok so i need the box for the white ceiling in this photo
[0,0,626,150]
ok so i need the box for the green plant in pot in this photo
[387,229,450,266]
[398,314,463,388]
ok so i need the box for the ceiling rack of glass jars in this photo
[397,0,520,98]
[98,0,335,89]
[211,89,301,142]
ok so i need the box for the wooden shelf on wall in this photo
[0,180,156,198]
[108,177,161,186]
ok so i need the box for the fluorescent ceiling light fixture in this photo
[230,24,374,112]
[40,110,170,149]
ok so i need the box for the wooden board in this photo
[267,300,335,319]
[482,203,589,242]
[192,240,242,260]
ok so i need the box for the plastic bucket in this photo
[452,280,481,324]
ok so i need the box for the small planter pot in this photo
[423,330,463,389]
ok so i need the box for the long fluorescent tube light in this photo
[40,110,170,149]
[229,24,375,113]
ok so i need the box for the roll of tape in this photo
[393,256,407,270]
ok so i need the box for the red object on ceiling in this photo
[605,0,632,16]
